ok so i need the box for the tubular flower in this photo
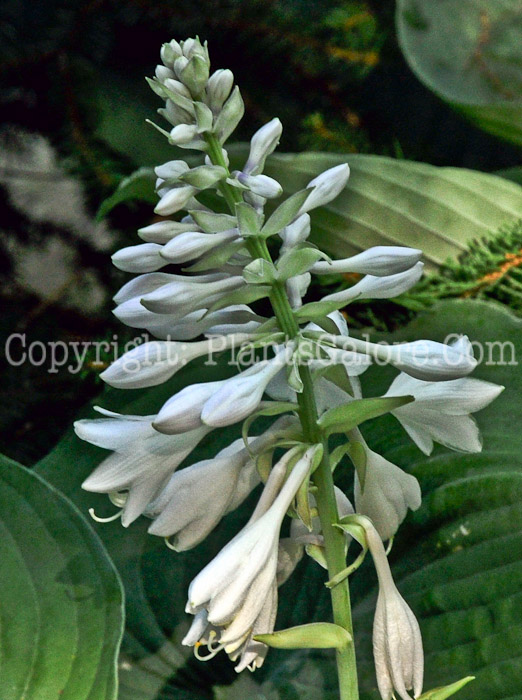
[354,443,421,541]
[364,522,423,700]
[75,408,210,526]
[183,446,321,667]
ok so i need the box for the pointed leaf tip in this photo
[254,622,352,650]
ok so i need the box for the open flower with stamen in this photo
[384,372,504,455]
[363,520,423,700]
[354,442,421,541]
[146,420,295,550]
[75,408,210,526]
[184,445,320,668]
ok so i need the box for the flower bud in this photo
[140,275,244,315]
[312,246,423,277]
[237,172,283,199]
[138,220,199,244]
[381,338,477,381]
[206,69,235,112]
[112,243,165,273]
[168,124,200,146]
[155,65,174,83]
[298,164,350,215]
[154,380,229,433]
[154,185,197,216]
[155,159,190,181]
[244,118,283,175]
[160,40,183,67]
[179,55,210,97]
[200,349,289,427]
[322,262,424,304]
[163,78,192,100]
[160,229,239,264]
[280,214,311,250]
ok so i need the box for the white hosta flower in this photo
[112,243,165,273]
[114,300,261,341]
[329,334,478,381]
[154,348,289,433]
[206,68,235,112]
[140,275,244,315]
[321,262,424,305]
[364,522,423,700]
[160,229,239,263]
[243,118,283,175]
[200,347,290,427]
[311,246,422,277]
[147,425,288,548]
[280,214,311,251]
[147,439,258,548]
[385,372,504,455]
[113,272,223,305]
[100,334,251,390]
[75,408,210,526]
[354,446,421,541]
[236,172,283,199]
[286,272,311,309]
[153,379,230,433]
[378,337,478,382]
[155,183,197,215]
[298,164,350,215]
[186,446,318,650]
[138,220,199,244]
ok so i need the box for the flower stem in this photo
[205,134,359,700]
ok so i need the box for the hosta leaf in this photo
[396,0,522,146]
[97,168,155,220]
[318,395,414,435]
[0,455,123,700]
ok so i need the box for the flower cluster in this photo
[75,37,503,696]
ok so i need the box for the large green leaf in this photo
[396,0,522,146]
[0,455,124,700]
[35,300,522,699]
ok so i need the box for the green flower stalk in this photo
[74,37,503,700]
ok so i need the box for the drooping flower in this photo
[354,444,421,541]
[364,522,423,700]
[384,372,504,454]
[146,420,295,550]
[185,446,320,664]
[75,408,210,526]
